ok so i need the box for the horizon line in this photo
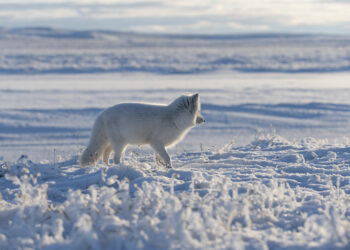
[1,26,349,38]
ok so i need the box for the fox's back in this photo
[101,103,171,144]
[104,103,168,120]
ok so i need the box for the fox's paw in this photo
[155,157,166,166]
[155,156,172,168]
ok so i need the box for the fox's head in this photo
[191,93,205,125]
[173,93,205,127]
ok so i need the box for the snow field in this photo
[1,28,350,74]
[1,133,350,249]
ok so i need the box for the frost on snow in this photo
[0,134,350,250]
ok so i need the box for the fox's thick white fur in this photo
[80,93,205,168]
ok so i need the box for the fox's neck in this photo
[172,112,193,130]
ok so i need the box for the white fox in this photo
[79,93,205,168]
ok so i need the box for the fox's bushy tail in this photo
[79,115,108,167]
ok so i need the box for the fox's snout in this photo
[196,114,205,124]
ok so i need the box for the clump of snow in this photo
[252,133,294,150]
[1,134,350,249]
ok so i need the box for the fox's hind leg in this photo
[105,128,127,164]
[111,143,126,164]
[108,137,126,164]
[102,144,112,165]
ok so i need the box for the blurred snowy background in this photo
[1,0,350,34]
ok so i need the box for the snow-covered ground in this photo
[1,132,350,249]
[1,28,350,74]
[1,28,350,249]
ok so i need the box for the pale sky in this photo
[0,0,350,34]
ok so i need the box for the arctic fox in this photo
[79,93,205,168]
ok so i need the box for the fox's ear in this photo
[190,93,199,113]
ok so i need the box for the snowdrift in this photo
[1,134,350,249]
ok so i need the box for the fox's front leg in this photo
[151,142,171,168]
